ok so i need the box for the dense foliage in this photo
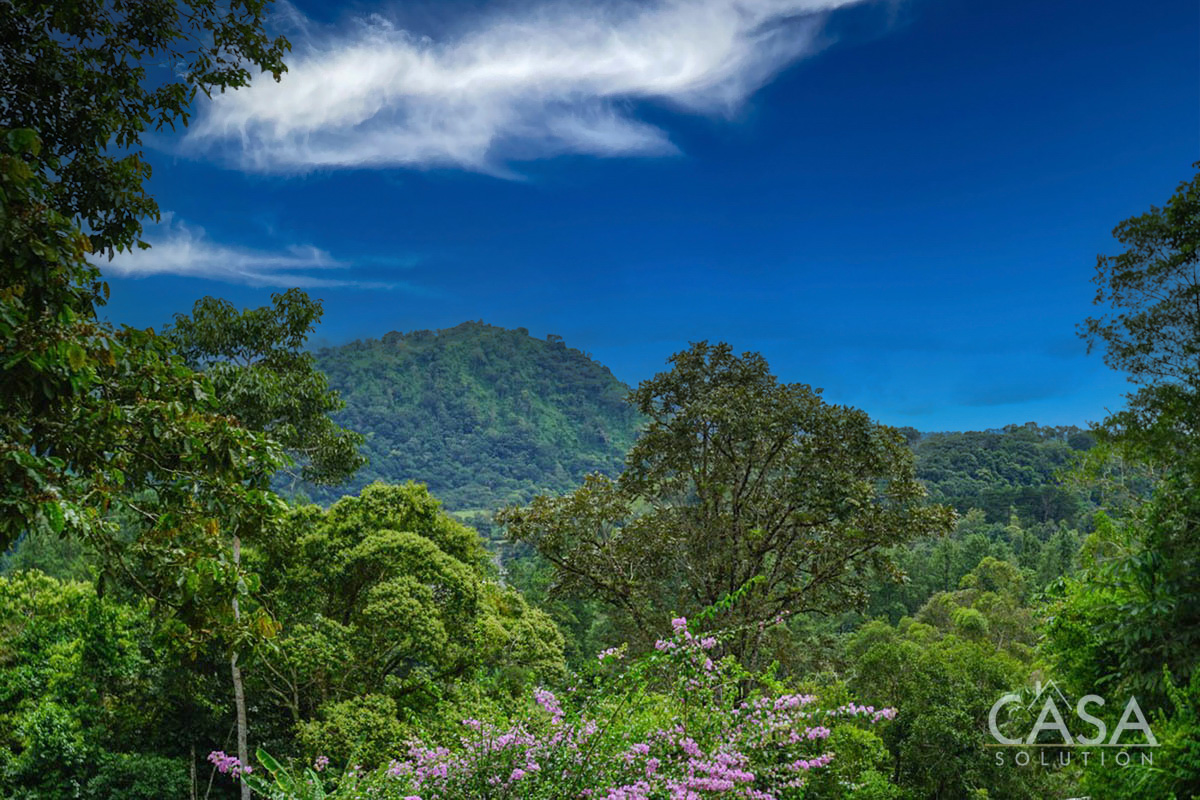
[0,0,288,254]
[0,571,223,799]
[501,342,954,666]
[908,423,1095,526]
[248,483,566,767]
[4,3,1198,795]
[307,323,642,513]
[848,558,1060,799]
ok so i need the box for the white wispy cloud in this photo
[98,214,389,289]
[187,0,868,173]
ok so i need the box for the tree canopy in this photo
[165,290,365,489]
[0,0,288,254]
[251,482,565,765]
[502,342,954,662]
[1083,164,1200,389]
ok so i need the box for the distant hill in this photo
[307,327,1095,534]
[306,322,642,513]
[906,423,1096,526]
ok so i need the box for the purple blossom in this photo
[215,618,898,800]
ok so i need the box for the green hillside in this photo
[907,422,1096,526]
[309,327,1096,530]
[306,322,642,511]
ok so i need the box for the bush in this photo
[295,695,409,770]
[229,617,897,799]
[85,753,190,800]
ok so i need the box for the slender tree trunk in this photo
[191,743,197,800]
[231,534,251,800]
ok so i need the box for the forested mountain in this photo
[7,3,1198,795]
[306,322,642,511]
[908,423,1096,526]
[309,328,1093,529]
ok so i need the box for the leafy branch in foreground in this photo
[1,130,285,634]
[1,0,289,255]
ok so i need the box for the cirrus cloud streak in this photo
[187,0,868,173]
[97,215,391,289]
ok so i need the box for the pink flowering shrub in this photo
[208,750,252,777]
[227,617,897,799]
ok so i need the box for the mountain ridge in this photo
[309,323,1094,531]
[307,321,642,512]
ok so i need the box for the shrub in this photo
[228,616,897,799]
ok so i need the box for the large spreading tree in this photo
[1,0,293,581]
[501,341,954,664]
[2,5,293,797]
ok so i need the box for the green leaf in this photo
[40,501,64,534]
[66,343,86,370]
[256,748,283,775]
[303,770,327,799]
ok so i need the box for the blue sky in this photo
[99,0,1198,431]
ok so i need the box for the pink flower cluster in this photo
[833,702,898,723]
[377,616,897,799]
[207,751,251,777]
[534,687,565,721]
[597,646,624,662]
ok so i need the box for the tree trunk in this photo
[231,534,251,800]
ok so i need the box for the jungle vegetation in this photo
[2,2,1199,797]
